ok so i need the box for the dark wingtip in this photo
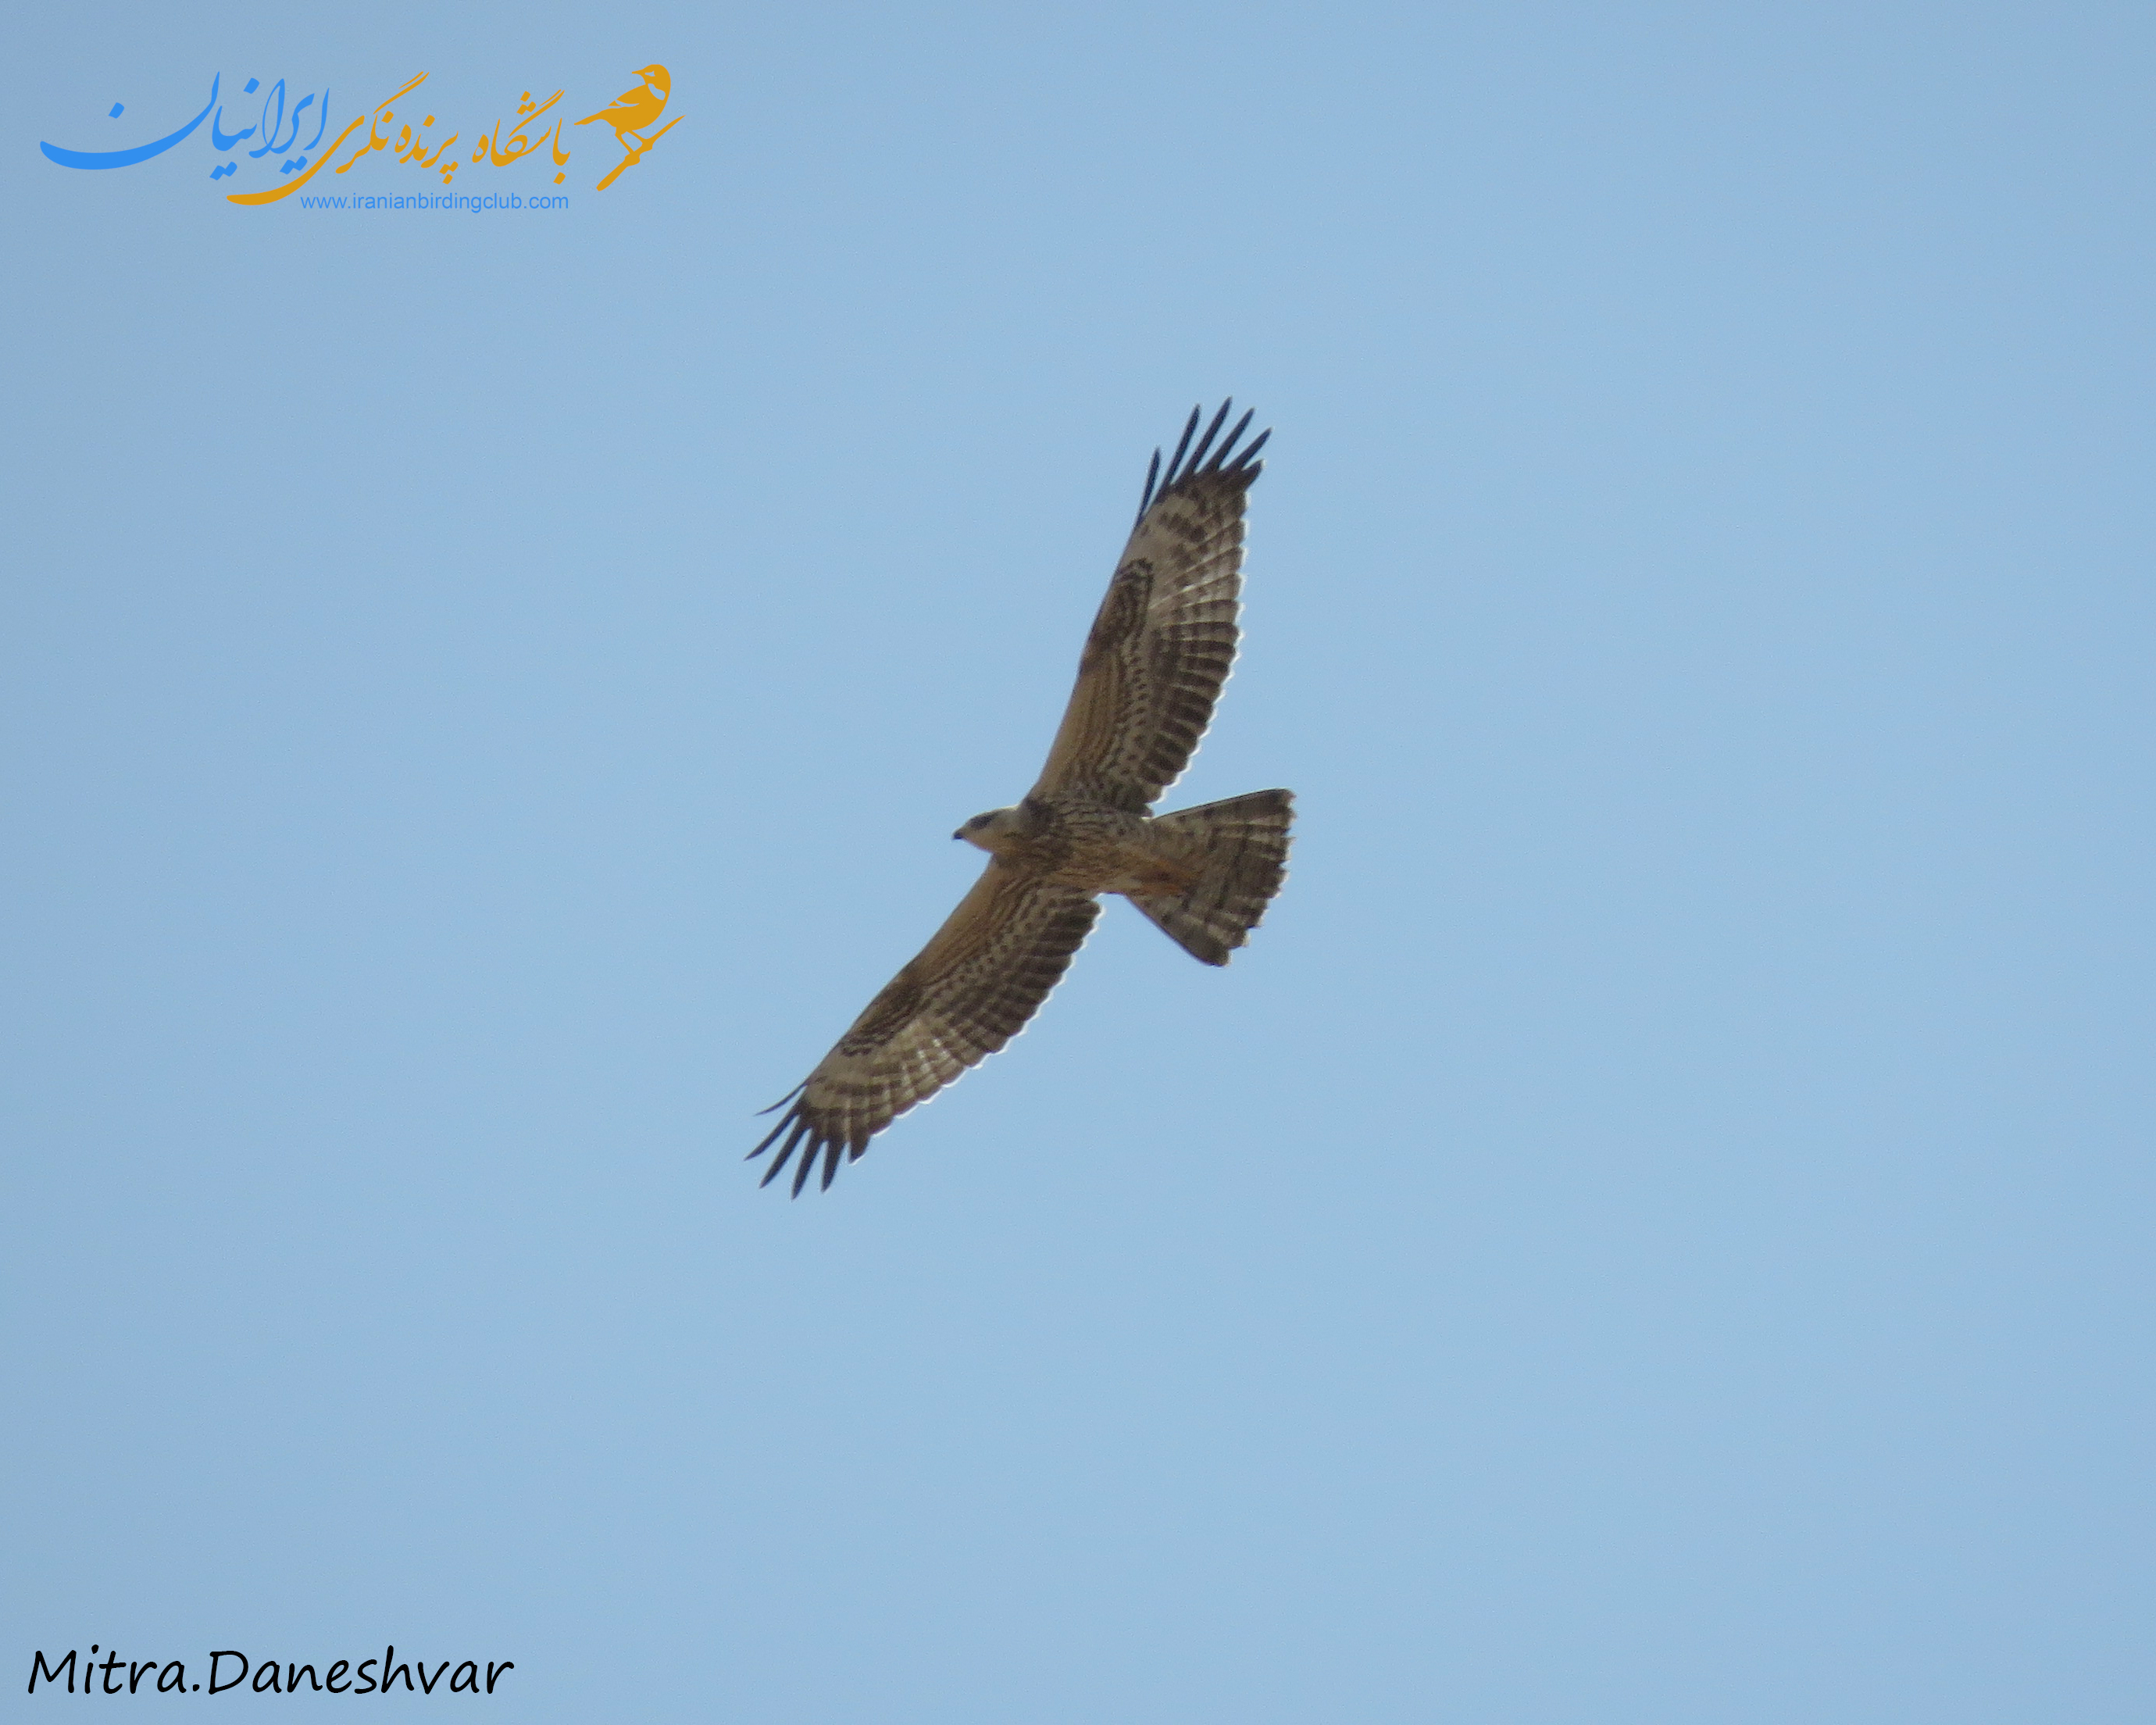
[1138,402,1269,521]
[1207,407,1256,472]
[752,1109,812,1191]
[749,1091,869,1195]
[747,1111,790,1162]
[1162,405,1201,489]
[1185,398,1233,474]
[1135,447,1162,526]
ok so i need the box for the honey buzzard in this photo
[751,402,1294,1193]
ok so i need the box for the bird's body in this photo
[751,403,1294,1193]
[958,795,1187,895]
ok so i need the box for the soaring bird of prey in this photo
[751,402,1295,1195]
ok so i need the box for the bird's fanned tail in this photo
[1129,790,1295,966]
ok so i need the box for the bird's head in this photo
[954,806,1023,852]
[638,65,670,93]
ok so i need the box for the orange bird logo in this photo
[576,63,679,190]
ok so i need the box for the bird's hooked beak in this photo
[951,828,965,841]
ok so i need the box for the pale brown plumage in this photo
[751,403,1293,1194]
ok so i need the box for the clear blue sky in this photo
[6,3,2152,1720]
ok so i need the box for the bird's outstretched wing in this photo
[1031,402,1269,812]
[749,865,1101,1195]
[577,90,643,125]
